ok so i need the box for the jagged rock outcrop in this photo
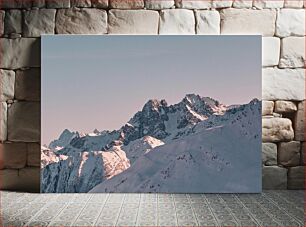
[90,99,261,193]
[41,151,104,193]
[41,94,261,193]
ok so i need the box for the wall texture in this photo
[0,0,305,192]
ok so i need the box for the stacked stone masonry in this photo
[0,0,304,192]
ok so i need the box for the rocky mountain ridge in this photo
[47,94,227,152]
[90,99,261,193]
[41,94,260,193]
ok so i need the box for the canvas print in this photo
[41,36,262,193]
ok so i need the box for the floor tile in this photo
[0,190,303,227]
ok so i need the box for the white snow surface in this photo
[41,147,68,169]
[102,146,130,179]
[122,136,165,164]
[42,94,261,193]
[90,100,261,193]
[41,151,105,193]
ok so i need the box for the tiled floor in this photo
[1,190,304,226]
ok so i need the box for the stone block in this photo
[274,101,297,113]
[262,101,274,115]
[253,0,284,8]
[262,118,294,142]
[288,166,304,189]
[91,0,108,8]
[262,166,287,189]
[301,142,305,165]
[56,8,107,34]
[19,167,41,192]
[262,143,277,166]
[0,102,7,142]
[212,0,233,8]
[232,0,253,8]
[0,142,27,169]
[145,0,175,9]
[0,69,15,102]
[15,68,40,102]
[23,9,56,37]
[278,141,301,166]
[8,102,40,142]
[195,10,220,34]
[46,0,70,8]
[71,0,92,7]
[109,0,144,8]
[0,169,18,190]
[4,9,22,35]
[272,113,282,118]
[280,37,305,68]
[262,37,280,66]
[175,0,212,9]
[0,38,40,69]
[32,0,46,8]
[0,167,40,192]
[0,10,4,35]
[27,143,40,167]
[276,9,305,37]
[284,0,304,8]
[108,10,159,34]
[294,101,305,141]
[262,68,305,101]
[159,9,195,34]
[0,0,32,9]
[220,8,276,36]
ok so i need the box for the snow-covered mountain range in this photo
[41,94,261,193]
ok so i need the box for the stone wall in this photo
[0,0,304,192]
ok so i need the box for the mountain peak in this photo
[183,94,202,105]
[143,99,167,111]
[49,129,79,150]
[185,93,200,99]
[93,129,100,134]
[59,129,73,138]
[249,98,260,104]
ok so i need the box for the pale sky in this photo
[42,35,261,145]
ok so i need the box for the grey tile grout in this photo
[156,194,159,226]
[1,191,304,227]
[261,192,304,225]
[236,194,280,226]
[70,197,93,226]
[114,194,126,226]
[47,202,73,226]
[202,194,220,226]
[233,194,262,226]
[93,193,111,226]
[46,196,80,226]
[133,194,141,227]
[252,198,283,226]
[172,194,179,227]
[216,194,239,226]
[187,194,199,226]
[23,195,62,226]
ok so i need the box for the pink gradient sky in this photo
[42,35,261,145]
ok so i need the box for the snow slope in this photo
[41,151,105,193]
[90,100,261,193]
[41,146,68,168]
[41,146,131,193]
[122,136,165,164]
[124,94,227,143]
[42,95,261,193]
[102,145,130,179]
